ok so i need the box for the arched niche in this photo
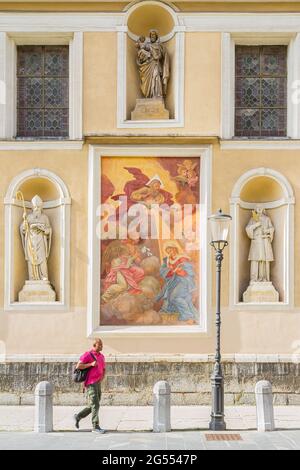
[4,168,71,310]
[126,1,178,40]
[118,1,184,127]
[230,168,295,309]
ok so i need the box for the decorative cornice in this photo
[85,135,219,145]
[0,12,124,32]
[180,12,300,33]
[0,140,83,150]
[221,139,300,150]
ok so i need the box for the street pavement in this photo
[1,405,300,450]
[1,405,300,432]
[0,430,300,450]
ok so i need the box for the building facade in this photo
[1,0,300,406]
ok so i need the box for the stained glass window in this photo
[17,46,69,138]
[235,45,287,137]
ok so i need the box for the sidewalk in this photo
[1,405,300,432]
[1,430,300,450]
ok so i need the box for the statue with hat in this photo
[243,205,279,303]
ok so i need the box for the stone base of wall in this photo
[1,361,300,406]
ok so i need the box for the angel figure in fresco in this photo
[172,160,198,203]
[101,239,145,303]
[156,242,198,324]
[175,160,199,189]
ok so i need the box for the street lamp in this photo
[208,208,232,431]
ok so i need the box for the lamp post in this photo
[208,208,232,431]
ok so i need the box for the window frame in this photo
[234,44,288,138]
[0,32,83,148]
[16,44,70,139]
[221,32,300,143]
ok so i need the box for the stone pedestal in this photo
[18,280,56,303]
[243,281,279,303]
[131,98,169,120]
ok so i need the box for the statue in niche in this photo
[131,30,170,120]
[243,205,279,303]
[17,192,56,302]
[136,30,169,99]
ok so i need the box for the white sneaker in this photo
[92,426,106,434]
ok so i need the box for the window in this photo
[17,45,69,138]
[235,45,287,138]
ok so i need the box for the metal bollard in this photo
[34,381,53,433]
[153,381,171,433]
[255,380,275,432]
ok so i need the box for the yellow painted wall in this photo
[83,33,118,134]
[83,32,221,135]
[1,143,300,356]
[1,3,300,357]
[2,2,300,14]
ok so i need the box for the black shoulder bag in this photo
[73,352,97,383]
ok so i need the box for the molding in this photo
[0,140,83,150]
[87,144,212,336]
[124,0,180,14]
[220,33,235,139]
[4,197,71,209]
[7,32,73,45]
[1,353,299,364]
[230,198,295,210]
[117,30,185,129]
[179,13,300,33]
[229,167,295,311]
[230,302,294,311]
[0,33,16,139]
[85,136,219,145]
[69,32,83,140]
[125,0,180,42]
[231,167,295,200]
[1,12,300,35]
[6,168,71,200]
[220,139,300,150]
[124,0,179,26]
[4,168,71,311]
[0,13,124,32]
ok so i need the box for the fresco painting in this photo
[100,156,201,326]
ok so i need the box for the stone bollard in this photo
[153,381,171,433]
[255,380,275,432]
[34,381,53,433]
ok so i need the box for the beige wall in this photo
[83,33,118,134]
[83,32,221,135]
[1,2,300,14]
[1,144,300,356]
[1,5,300,357]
